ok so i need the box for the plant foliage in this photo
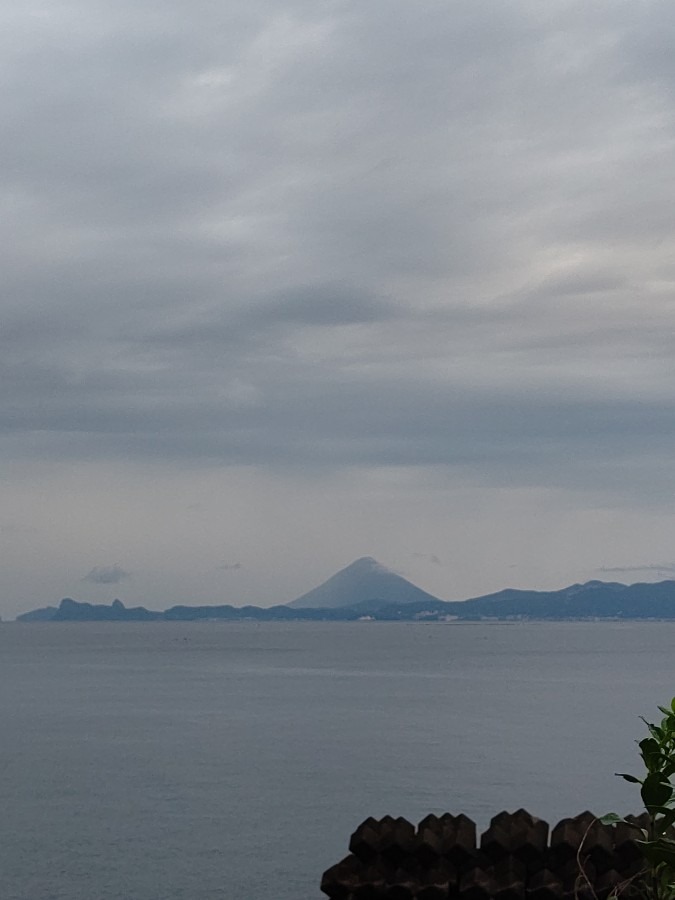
[601,698,675,899]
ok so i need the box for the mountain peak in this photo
[344,556,389,572]
[287,557,440,609]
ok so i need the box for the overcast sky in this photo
[3,0,675,618]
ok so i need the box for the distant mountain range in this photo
[14,557,675,621]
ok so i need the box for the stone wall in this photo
[321,810,648,899]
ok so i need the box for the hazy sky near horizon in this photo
[3,0,675,618]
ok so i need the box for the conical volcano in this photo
[287,557,441,609]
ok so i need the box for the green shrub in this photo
[601,698,675,899]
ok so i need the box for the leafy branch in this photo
[601,699,675,900]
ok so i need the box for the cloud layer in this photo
[2,1,675,615]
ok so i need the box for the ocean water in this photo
[1,620,675,900]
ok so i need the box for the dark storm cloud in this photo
[2,0,675,499]
[84,565,131,585]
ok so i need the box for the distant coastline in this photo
[15,577,675,623]
[15,557,675,623]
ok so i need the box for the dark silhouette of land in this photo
[14,558,675,621]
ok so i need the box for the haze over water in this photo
[2,621,674,900]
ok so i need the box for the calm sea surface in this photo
[1,620,675,900]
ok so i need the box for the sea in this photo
[1,620,674,900]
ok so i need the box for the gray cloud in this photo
[1,0,672,497]
[218,562,243,571]
[4,1,675,617]
[83,565,131,585]
[413,554,442,566]
[598,564,675,576]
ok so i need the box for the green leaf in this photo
[670,698,675,715]
[637,838,675,869]
[640,738,662,772]
[651,725,665,741]
[616,772,642,784]
[641,773,674,810]
[654,808,675,836]
[599,813,627,826]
